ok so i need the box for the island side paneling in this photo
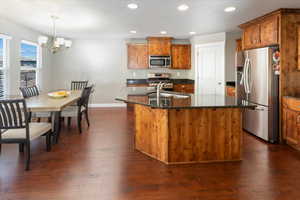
[134,104,169,162]
[168,108,243,163]
[134,104,243,164]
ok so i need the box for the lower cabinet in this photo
[127,95,149,110]
[283,97,300,150]
[226,86,236,97]
[173,84,194,93]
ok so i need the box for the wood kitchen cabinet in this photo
[172,97,192,107]
[283,97,300,149]
[127,95,149,110]
[298,25,300,70]
[173,84,194,94]
[260,15,279,46]
[127,44,149,69]
[236,39,243,52]
[226,86,236,97]
[243,24,261,49]
[240,14,279,50]
[147,37,172,56]
[171,44,191,69]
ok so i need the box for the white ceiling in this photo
[1,0,300,39]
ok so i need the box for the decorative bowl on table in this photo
[48,90,70,99]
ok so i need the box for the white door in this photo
[196,42,225,95]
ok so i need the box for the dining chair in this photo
[19,86,51,122]
[61,86,93,133]
[0,99,52,170]
[71,81,89,90]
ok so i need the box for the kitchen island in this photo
[116,89,255,164]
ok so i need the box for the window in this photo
[0,36,9,97]
[20,41,40,88]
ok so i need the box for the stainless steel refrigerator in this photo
[236,47,279,143]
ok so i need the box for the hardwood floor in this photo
[1,108,300,200]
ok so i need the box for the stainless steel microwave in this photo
[149,56,171,68]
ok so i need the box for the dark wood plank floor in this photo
[1,108,300,200]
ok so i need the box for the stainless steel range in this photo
[147,73,173,89]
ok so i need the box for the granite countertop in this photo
[115,88,255,109]
[127,79,195,85]
[226,81,236,87]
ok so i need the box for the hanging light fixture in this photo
[38,15,72,54]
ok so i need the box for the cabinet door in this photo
[284,109,299,145]
[172,97,192,107]
[128,44,148,69]
[171,44,191,69]
[236,39,243,52]
[243,24,261,49]
[226,86,236,97]
[148,38,172,56]
[260,15,279,46]
[174,84,194,93]
[298,26,300,70]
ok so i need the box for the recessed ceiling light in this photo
[130,30,137,34]
[224,6,236,12]
[189,32,196,35]
[178,4,189,11]
[128,3,138,10]
[160,31,167,35]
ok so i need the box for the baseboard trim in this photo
[89,103,126,108]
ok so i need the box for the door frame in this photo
[195,41,226,95]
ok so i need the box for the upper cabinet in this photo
[236,39,243,52]
[171,44,191,69]
[260,15,279,46]
[127,44,149,69]
[240,14,279,50]
[243,24,261,49]
[147,37,172,56]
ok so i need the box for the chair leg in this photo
[19,143,24,153]
[67,117,72,129]
[37,118,41,122]
[78,114,82,134]
[48,117,51,123]
[46,133,51,152]
[28,112,32,122]
[85,110,90,127]
[25,142,31,171]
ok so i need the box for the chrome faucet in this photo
[156,82,166,105]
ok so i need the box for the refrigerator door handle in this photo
[247,59,251,94]
[240,59,247,85]
[245,58,250,94]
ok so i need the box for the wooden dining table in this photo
[25,90,82,143]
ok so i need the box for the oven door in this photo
[150,58,166,68]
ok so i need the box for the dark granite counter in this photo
[226,81,236,87]
[126,79,194,85]
[116,88,255,109]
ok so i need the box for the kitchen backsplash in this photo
[126,68,193,79]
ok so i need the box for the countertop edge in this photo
[115,98,256,110]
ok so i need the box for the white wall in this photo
[0,17,53,95]
[190,32,242,82]
[52,38,128,106]
[225,32,242,81]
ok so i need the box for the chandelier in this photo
[38,15,72,54]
